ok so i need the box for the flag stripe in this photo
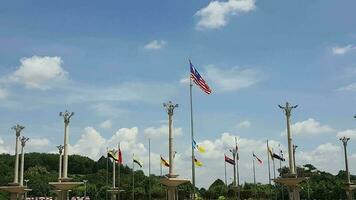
[224,155,235,165]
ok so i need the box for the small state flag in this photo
[190,60,212,94]
[272,153,285,161]
[224,155,235,165]
[193,140,206,153]
[160,155,170,167]
[194,157,203,167]
[118,148,123,164]
[253,153,263,164]
[107,150,118,162]
[133,158,143,168]
[268,146,274,159]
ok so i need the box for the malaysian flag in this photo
[190,60,212,94]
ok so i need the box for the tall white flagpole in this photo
[189,65,196,200]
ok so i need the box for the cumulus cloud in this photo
[337,129,356,139]
[236,120,251,128]
[70,127,146,161]
[282,118,334,137]
[0,137,11,154]
[297,143,342,173]
[100,120,112,129]
[144,40,167,50]
[332,45,355,55]
[27,138,50,150]
[144,124,183,139]
[205,65,263,91]
[9,56,67,90]
[195,0,256,29]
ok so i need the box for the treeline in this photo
[0,153,355,199]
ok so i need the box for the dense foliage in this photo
[0,153,355,199]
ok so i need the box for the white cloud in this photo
[9,56,67,90]
[100,120,112,129]
[71,127,106,159]
[297,143,342,173]
[27,138,50,151]
[236,120,251,128]
[144,40,167,50]
[144,124,183,139]
[195,0,256,29]
[205,65,263,91]
[282,118,334,137]
[0,137,11,154]
[337,129,356,139]
[332,45,355,55]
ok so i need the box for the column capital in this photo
[57,145,64,154]
[59,110,74,124]
[163,101,178,116]
[340,136,350,146]
[20,136,29,147]
[278,102,298,117]
[12,124,25,137]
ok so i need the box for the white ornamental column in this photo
[59,110,74,180]
[57,145,64,182]
[20,136,29,186]
[12,124,25,184]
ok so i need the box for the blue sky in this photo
[0,0,356,188]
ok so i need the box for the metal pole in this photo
[189,79,196,200]
[267,140,271,185]
[149,139,152,200]
[113,150,116,188]
[279,149,284,200]
[232,151,237,187]
[224,156,227,186]
[132,154,135,200]
[253,155,256,185]
[118,143,121,200]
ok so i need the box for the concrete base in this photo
[107,187,125,200]
[0,185,30,200]
[344,183,356,200]
[49,181,83,200]
[273,177,305,200]
[160,177,190,200]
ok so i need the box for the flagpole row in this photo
[267,140,272,185]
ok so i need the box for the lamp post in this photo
[59,110,74,180]
[83,180,88,198]
[340,136,352,200]
[20,136,29,186]
[56,145,64,182]
[12,124,25,184]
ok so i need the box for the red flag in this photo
[118,148,123,164]
[253,153,263,164]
